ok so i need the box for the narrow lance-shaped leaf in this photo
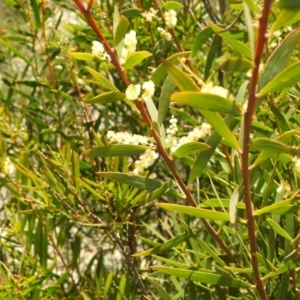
[147,278,172,300]
[133,232,189,257]
[83,91,125,104]
[156,203,230,221]
[85,66,119,92]
[124,51,152,69]
[163,1,184,10]
[258,30,300,92]
[270,12,300,34]
[114,15,130,47]
[266,218,293,242]
[152,266,251,288]
[83,145,148,157]
[251,138,300,156]
[171,92,243,115]
[219,57,253,72]
[192,26,214,56]
[209,23,252,59]
[151,52,191,85]
[158,76,175,125]
[69,52,95,61]
[173,142,210,158]
[97,172,181,198]
[258,62,300,97]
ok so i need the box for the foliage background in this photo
[0,0,300,299]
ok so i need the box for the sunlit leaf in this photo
[173,142,210,158]
[156,203,230,221]
[83,91,125,104]
[85,66,119,92]
[258,62,300,97]
[124,51,152,69]
[171,92,243,115]
[152,267,251,288]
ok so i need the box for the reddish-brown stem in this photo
[73,0,239,276]
[73,0,130,87]
[242,1,272,299]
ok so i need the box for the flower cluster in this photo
[164,10,177,28]
[91,41,110,61]
[201,82,229,98]
[276,181,291,199]
[106,130,158,175]
[293,158,300,173]
[107,131,152,146]
[133,148,159,175]
[157,27,172,41]
[141,7,158,22]
[125,80,155,101]
[120,30,137,64]
[165,116,178,152]
[165,116,211,154]
[0,157,15,178]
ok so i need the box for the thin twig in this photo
[242,1,273,299]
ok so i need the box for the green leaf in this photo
[270,12,300,34]
[262,256,300,280]
[133,232,189,257]
[173,142,210,158]
[163,1,184,10]
[117,274,126,300]
[258,62,300,97]
[250,130,300,168]
[199,199,245,209]
[276,0,300,10]
[209,23,252,59]
[156,203,230,221]
[30,0,41,28]
[104,272,113,296]
[219,57,253,72]
[85,66,119,92]
[171,92,243,115]
[69,52,95,61]
[83,91,125,104]
[124,51,152,69]
[134,180,175,207]
[192,27,214,57]
[83,145,148,157]
[189,115,239,183]
[204,34,221,80]
[151,52,191,85]
[114,15,130,47]
[147,278,172,300]
[152,267,251,288]
[121,8,142,18]
[0,38,32,66]
[254,197,300,216]
[269,102,290,132]
[162,60,199,91]
[251,138,300,156]
[158,76,175,125]
[266,218,293,241]
[97,172,177,196]
[258,30,300,92]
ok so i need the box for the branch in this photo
[72,0,241,276]
[242,1,273,299]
